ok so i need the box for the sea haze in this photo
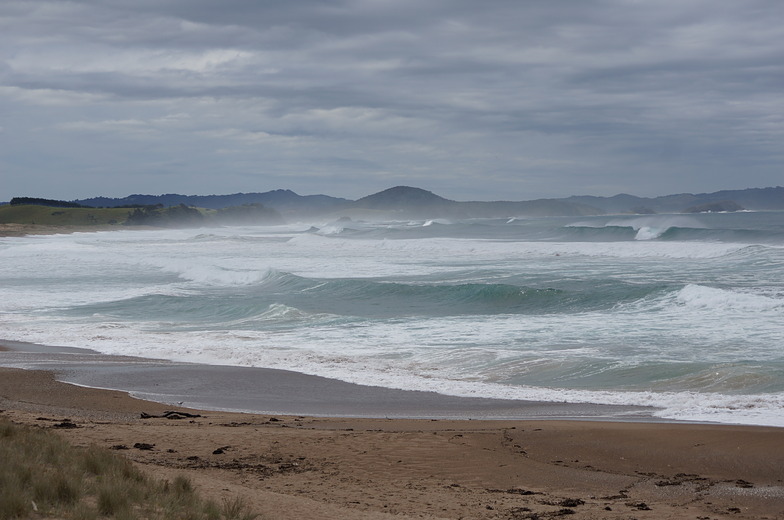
[1,211,783,426]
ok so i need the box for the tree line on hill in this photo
[10,197,90,208]
[124,203,283,227]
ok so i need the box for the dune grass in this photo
[0,418,258,520]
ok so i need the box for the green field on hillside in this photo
[0,205,132,226]
[1,202,283,228]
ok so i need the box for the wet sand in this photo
[2,343,783,519]
[0,340,654,420]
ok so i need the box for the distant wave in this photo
[564,215,784,244]
[560,224,639,241]
[564,215,707,241]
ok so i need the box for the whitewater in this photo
[1,211,783,426]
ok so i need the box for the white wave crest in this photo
[315,224,345,235]
[634,226,665,240]
[144,259,273,286]
[581,215,708,241]
[675,284,784,312]
[423,219,452,227]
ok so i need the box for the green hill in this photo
[0,205,130,226]
[0,203,284,229]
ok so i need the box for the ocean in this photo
[1,211,783,426]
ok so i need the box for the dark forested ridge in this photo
[76,190,349,216]
[10,197,89,208]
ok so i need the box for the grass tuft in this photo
[222,497,260,520]
[0,488,27,520]
[33,470,80,506]
[173,474,194,496]
[0,417,261,519]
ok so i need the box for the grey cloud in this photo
[1,0,783,200]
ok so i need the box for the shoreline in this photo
[0,222,129,237]
[2,365,783,518]
[0,340,657,421]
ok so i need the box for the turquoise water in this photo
[1,211,783,425]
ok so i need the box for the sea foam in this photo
[2,213,783,426]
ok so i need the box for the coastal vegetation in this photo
[0,202,283,229]
[0,204,130,227]
[0,417,258,520]
[9,197,90,208]
[124,204,206,227]
[124,203,284,226]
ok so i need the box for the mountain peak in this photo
[355,186,452,209]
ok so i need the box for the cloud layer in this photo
[2,0,783,200]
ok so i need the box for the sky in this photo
[1,1,783,202]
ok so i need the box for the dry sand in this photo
[1,366,783,519]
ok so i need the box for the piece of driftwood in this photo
[140,410,202,420]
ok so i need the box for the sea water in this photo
[1,211,783,426]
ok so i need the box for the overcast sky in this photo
[2,1,783,201]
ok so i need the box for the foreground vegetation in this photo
[0,418,258,520]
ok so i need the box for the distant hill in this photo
[355,186,452,209]
[76,189,349,216]
[562,186,784,214]
[45,185,784,219]
[352,186,458,216]
[353,186,608,217]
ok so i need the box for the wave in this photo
[558,224,639,241]
[55,270,673,324]
[562,223,784,243]
[563,214,784,244]
[326,280,569,315]
[611,284,784,319]
[7,320,782,426]
[59,289,338,330]
[140,258,275,286]
[288,231,750,261]
[423,219,453,227]
[658,226,784,244]
[65,272,782,326]
[564,216,700,241]
[673,284,784,312]
[281,274,696,318]
[3,213,783,427]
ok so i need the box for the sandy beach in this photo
[2,345,783,519]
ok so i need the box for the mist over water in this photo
[2,211,783,425]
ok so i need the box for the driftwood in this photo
[140,410,202,420]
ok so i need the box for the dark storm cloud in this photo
[1,0,783,200]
